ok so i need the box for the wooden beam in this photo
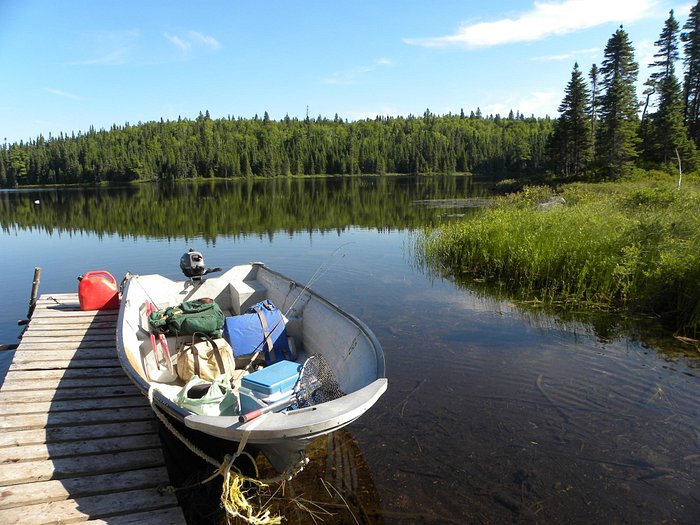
[0,421,158,447]
[0,449,168,486]
[0,487,181,524]
[0,466,171,510]
[0,385,140,403]
[1,434,162,463]
[0,396,148,415]
[0,406,156,431]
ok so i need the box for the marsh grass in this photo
[417,174,700,334]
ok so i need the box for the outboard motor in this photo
[180,249,221,280]
[180,249,206,280]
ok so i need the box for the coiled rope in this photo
[148,386,308,524]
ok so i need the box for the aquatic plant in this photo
[417,174,700,334]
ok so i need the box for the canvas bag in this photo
[174,375,239,416]
[176,333,236,382]
[148,298,225,337]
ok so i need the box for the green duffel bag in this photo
[148,298,225,337]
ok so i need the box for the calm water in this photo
[1,176,698,524]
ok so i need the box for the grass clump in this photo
[417,175,700,334]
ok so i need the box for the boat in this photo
[116,256,387,473]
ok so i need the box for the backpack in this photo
[148,298,225,337]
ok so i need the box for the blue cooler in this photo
[223,300,294,365]
[239,360,302,414]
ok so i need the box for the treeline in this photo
[0,110,552,187]
[551,2,700,178]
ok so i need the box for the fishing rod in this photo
[241,242,355,370]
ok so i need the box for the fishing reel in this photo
[180,249,221,280]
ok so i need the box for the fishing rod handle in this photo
[238,394,296,424]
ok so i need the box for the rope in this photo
[147,386,308,523]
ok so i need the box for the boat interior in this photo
[120,263,383,410]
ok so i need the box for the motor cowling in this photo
[180,249,206,279]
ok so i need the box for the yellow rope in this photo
[147,386,307,524]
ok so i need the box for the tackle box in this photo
[239,360,302,414]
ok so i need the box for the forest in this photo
[3,3,700,187]
[0,111,552,186]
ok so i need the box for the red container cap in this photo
[78,271,119,311]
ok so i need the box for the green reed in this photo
[418,174,700,333]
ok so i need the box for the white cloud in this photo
[44,88,82,101]
[324,58,392,85]
[164,33,191,53]
[188,31,221,50]
[70,48,130,65]
[68,30,139,65]
[483,90,560,117]
[404,0,659,48]
[531,47,599,62]
[164,31,221,54]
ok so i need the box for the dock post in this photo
[19,267,41,326]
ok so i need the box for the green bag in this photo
[174,375,239,416]
[148,298,225,337]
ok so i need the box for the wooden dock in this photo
[0,293,186,524]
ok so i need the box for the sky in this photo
[0,0,695,144]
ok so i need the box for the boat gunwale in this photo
[115,262,386,436]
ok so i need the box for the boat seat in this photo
[229,280,267,315]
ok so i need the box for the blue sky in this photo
[0,0,693,144]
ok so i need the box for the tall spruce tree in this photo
[598,26,640,177]
[589,64,600,158]
[682,1,700,144]
[645,10,695,165]
[550,63,592,176]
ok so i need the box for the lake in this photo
[1,175,698,524]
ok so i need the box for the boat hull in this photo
[116,263,386,471]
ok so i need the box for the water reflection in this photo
[1,176,699,523]
[0,175,483,239]
[413,243,700,361]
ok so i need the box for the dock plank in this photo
[0,448,167,486]
[0,376,133,390]
[85,507,186,525]
[0,385,138,404]
[0,406,156,430]
[0,293,185,523]
[11,348,116,360]
[12,341,117,351]
[0,487,180,524]
[0,420,158,447]
[9,358,121,371]
[0,434,162,463]
[0,395,148,415]
[0,466,170,510]
[4,367,126,380]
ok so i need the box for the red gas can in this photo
[78,271,120,311]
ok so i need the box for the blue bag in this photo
[223,300,294,365]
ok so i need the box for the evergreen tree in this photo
[589,64,600,158]
[598,26,640,177]
[0,152,6,187]
[682,0,700,144]
[549,63,592,176]
[645,10,695,165]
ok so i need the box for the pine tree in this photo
[589,64,600,158]
[682,1,700,144]
[549,63,592,176]
[645,10,695,165]
[598,26,640,177]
